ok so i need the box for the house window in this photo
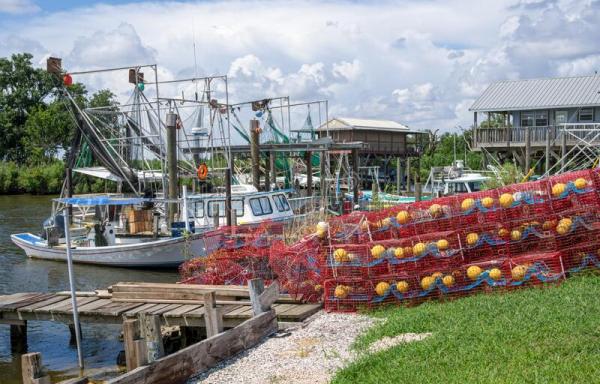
[555,111,568,125]
[249,197,273,216]
[578,108,594,122]
[535,111,548,126]
[521,111,534,127]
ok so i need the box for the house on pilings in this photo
[470,75,600,174]
[316,117,427,187]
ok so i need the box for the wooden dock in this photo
[0,285,320,328]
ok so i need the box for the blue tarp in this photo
[54,197,151,206]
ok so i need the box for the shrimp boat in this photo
[11,186,295,268]
[10,65,306,268]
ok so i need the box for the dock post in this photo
[139,313,164,363]
[396,158,401,194]
[525,126,531,174]
[202,291,223,337]
[123,319,146,371]
[10,322,27,353]
[351,148,360,205]
[560,128,567,172]
[264,153,271,192]
[68,323,82,346]
[270,150,276,188]
[225,168,232,227]
[21,352,50,384]
[545,127,552,174]
[250,119,261,190]
[166,112,179,228]
[406,158,411,193]
[213,205,220,229]
[306,151,313,197]
[320,151,327,205]
[415,175,422,202]
[248,278,265,316]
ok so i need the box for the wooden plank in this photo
[106,310,278,384]
[277,304,322,321]
[4,293,55,311]
[112,282,249,298]
[222,305,249,318]
[93,302,146,317]
[32,298,73,313]
[123,303,160,317]
[111,298,251,306]
[56,377,89,384]
[76,299,114,315]
[18,295,68,313]
[148,304,182,316]
[123,319,141,371]
[180,306,205,318]
[52,297,99,313]
[0,293,40,309]
[162,304,202,317]
[272,304,297,316]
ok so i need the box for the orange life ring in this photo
[197,163,208,180]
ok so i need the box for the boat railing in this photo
[288,195,321,214]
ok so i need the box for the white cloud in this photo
[0,0,39,14]
[0,0,599,132]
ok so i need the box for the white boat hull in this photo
[10,233,209,268]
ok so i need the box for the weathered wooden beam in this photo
[21,352,50,384]
[57,377,89,384]
[202,291,223,337]
[106,310,278,384]
[258,281,279,314]
[123,319,146,371]
[248,278,265,316]
[10,322,27,353]
[139,313,164,363]
[525,126,531,173]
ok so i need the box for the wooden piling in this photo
[525,125,531,173]
[202,291,223,337]
[396,158,401,194]
[320,151,327,203]
[225,168,232,226]
[406,158,411,193]
[269,150,276,188]
[21,352,50,384]
[248,278,278,316]
[351,148,359,204]
[213,205,219,229]
[545,127,552,174]
[264,153,271,191]
[123,319,146,371]
[139,313,164,363]
[306,151,313,197]
[561,129,567,171]
[10,322,27,354]
[250,120,261,190]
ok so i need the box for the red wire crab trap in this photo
[547,170,600,212]
[496,179,551,221]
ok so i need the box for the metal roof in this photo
[470,75,600,112]
[316,117,415,133]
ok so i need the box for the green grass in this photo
[332,274,600,384]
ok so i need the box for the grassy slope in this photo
[333,274,600,384]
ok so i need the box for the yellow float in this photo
[466,233,479,246]
[511,265,528,281]
[574,178,587,190]
[498,228,509,238]
[429,204,443,217]
[371,245,386,259]
[421,276,435,290]
[442,275,455,287]
[334,285,350,299]
[510,229,522,241]
[394,247,405,259]
[467,265,483,280]
[396,210,410,225]
[481,197,495,209]
[552,183,566,197]
[431,271,443,280]
[396,281,409,293]
[413,242,427,256]
[436,239,449,251]
[499,193,514,208]
[461,198,475,211]
[333,248,349,263]
[489,268,502,281]
[375,282,390,296]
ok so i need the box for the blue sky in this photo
[1,0,599,132]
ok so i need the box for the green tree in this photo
[0,53,55,161]
[419,130,482,179]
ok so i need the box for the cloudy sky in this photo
[0,0,599,132]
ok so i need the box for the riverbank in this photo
[0,161,118,195]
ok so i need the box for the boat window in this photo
[194,201,204,218]
[232,199,244,217]
[208,200,225,217]
[273,194,291,212]
[468,182,482,192]
[207,200,244,217]
[249,197,273,216]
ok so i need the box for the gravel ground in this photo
[189,311,377,384]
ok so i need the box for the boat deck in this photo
[0,291,322,328]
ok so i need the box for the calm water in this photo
[0,195,179,383]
